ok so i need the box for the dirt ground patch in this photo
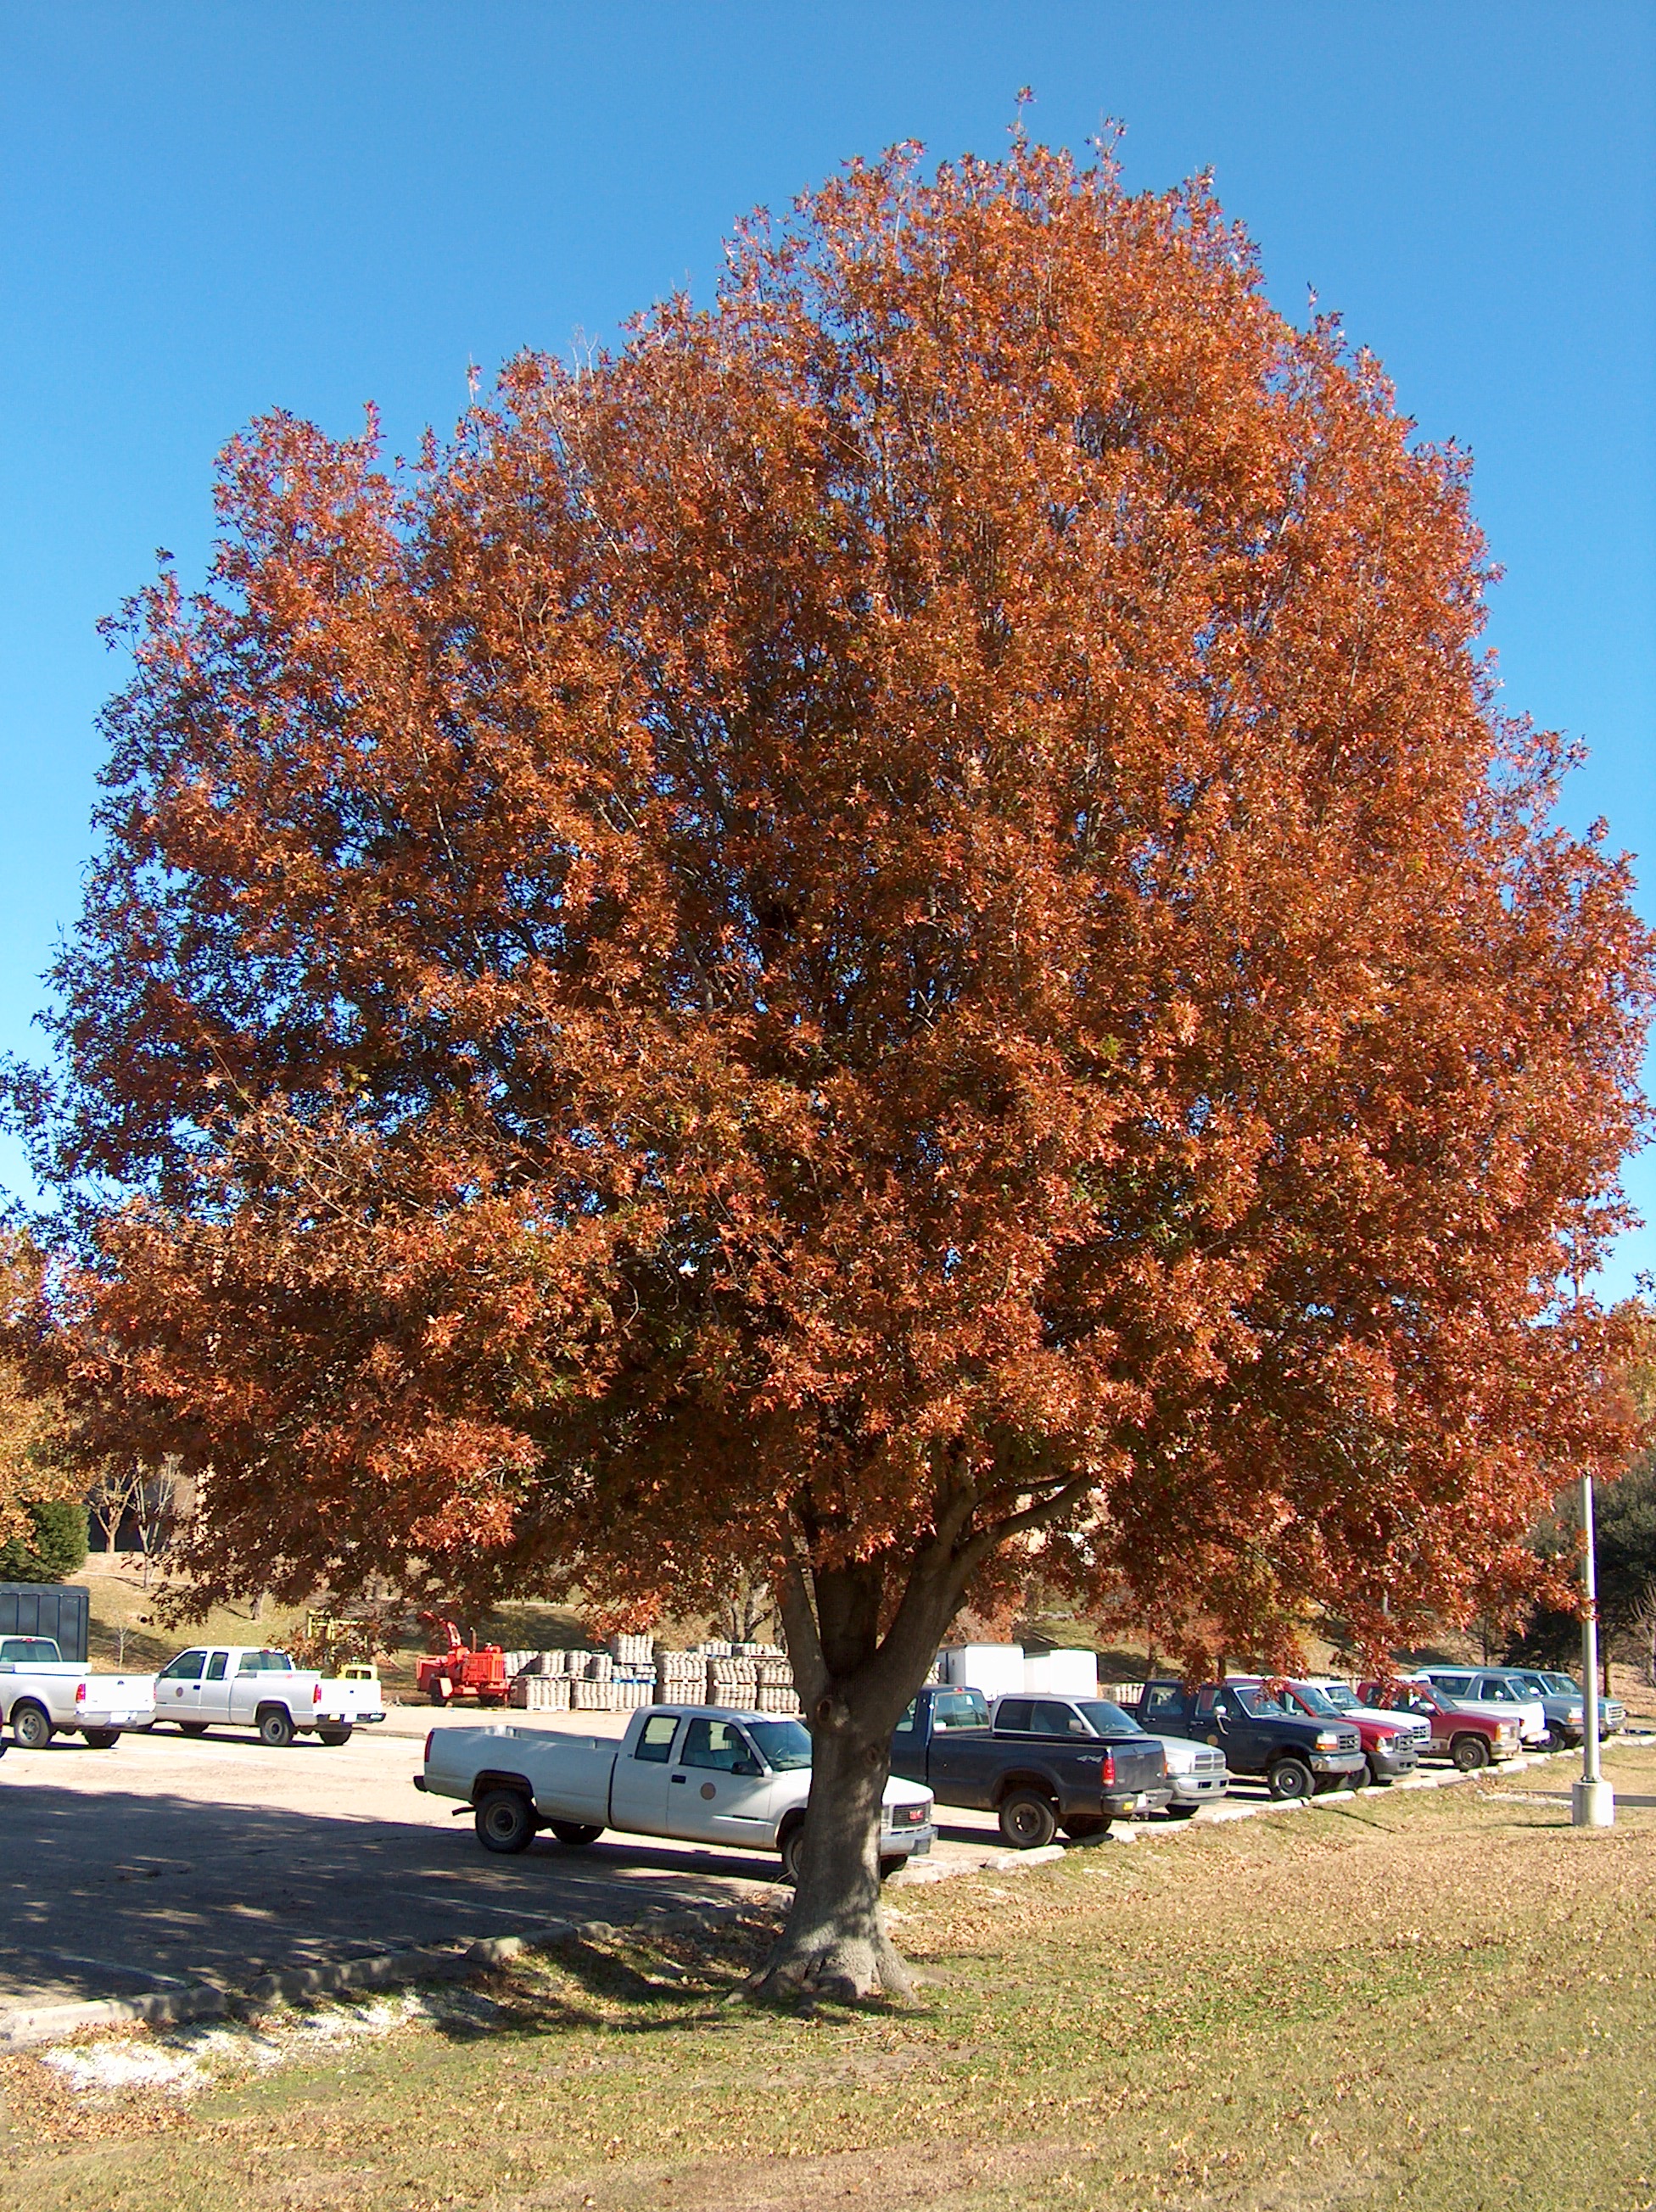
[3,1740,1653,2212]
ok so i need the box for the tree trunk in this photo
[751,1543,971,2003]
[756,1710,911,2003]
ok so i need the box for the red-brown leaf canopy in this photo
[32,143,1651,1668]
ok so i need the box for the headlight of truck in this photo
[1566,1706,1583,1721]
[1314,1730,1340,1750]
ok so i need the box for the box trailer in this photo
[0,1584,90,1666]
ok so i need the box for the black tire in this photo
[998,1789,1059,1849]
[878,1855,906,1881]
[180,1723,210,1738]
[1451,1734,1490,1772]
[11,1702,53,1751]
[1362,1759,1393,1789]
[1162,1801,1200,1819]
[257,1706,295,1749]
[548,1819,602,1848]
[1061,1815,1108,1841]
[315,1726,352,1746]
[477,1790,538,1853]
[778,1821,806,1884]
[81,1728,120,1749]
[1543,1725,1569,1753]
[427,1681,448,1706]
[1266,1757,1313,1801]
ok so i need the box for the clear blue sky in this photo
[3,5,1652,1288]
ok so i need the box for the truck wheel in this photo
[477,1790,538,1853]
[1266,1757,1313,1801]
[12,1702,53,1751]
[81,1728,120,1749]
[1451,1734,1490,1771]
[257,1706,295,1749]
[778,1822,806,1884]
[878,1856,906,1882]
[1362,1758,1393,1789]
[1061,1815,1108,1841]
[998,1790,1059,1849]
[315,1726,352,1746]
[180,1723,210,1738]
[1162,1802,1200,1820]
[1544,1724,1569,1752]
[427,1681,448,1706]
[548,1820,602,1848]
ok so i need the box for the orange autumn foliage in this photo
[28,141,1651,1698]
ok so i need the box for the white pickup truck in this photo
[417,1704,937,1880]
[149,1645,385,1746]
[0,1634,156,1749]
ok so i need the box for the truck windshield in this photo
[746,1720,813,1771]
[1533,1673,1580,1696]
[1234,1685,1296,1718]
[1286,1683,1343,1718]
[1072,1701,1142,1735]
[1313,1684,1359,1712]
[0,1638,62,1663]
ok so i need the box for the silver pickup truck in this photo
[417,1703,937,1880]
[0,1635,156,1748]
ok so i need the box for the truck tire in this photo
[1061,1815,1108,1841]
[427,1681,448,1706]
[1544,1724,1570,1752]
[1162,1801,1200,1819]
[548,1820,602,1847]
[315,1726,352,1746]
[1451,1734,1490,1771]
[257,1706,296,1749]
[878,1856,906,1881]
[998,1789,1059,1849]
[180,1723,210,1738]
[12,1702,53,1751]
[477,1790,538,1853]
[1266,1757,1313,1801]
[1362,1757,1393,1789]
[81,1729,120,1749]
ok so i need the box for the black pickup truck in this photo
[1127,1680,1366,1801]
[889,1685,1170,1847]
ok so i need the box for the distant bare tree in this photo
[131,1457,182,1586]
[714,1570,776,1646]
[87,1461,146,1555]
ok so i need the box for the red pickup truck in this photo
[1356,1678,1524,1770]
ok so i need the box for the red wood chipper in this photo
[415,1612,508,1706]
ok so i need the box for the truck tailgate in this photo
[428,1725,618,1826]
[1111,1740,1166,1796]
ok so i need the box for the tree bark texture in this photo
[753,1550,969,2002]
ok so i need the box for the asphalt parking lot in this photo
[0,1706,1027,2018]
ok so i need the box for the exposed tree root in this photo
[746,1919,917,2006]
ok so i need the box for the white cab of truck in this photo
[418,1703,937,1880]
[0,1634,156,1749]
[150,1645,386,1747]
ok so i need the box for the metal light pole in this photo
[1570,1471,1614,1829]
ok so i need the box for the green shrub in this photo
[0,1497,89,1583]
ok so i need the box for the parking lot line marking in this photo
[5,1946,191,1990]
[400,1891,593,1921]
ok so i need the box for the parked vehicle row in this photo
[0,1637,385,1749]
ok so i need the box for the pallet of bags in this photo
[509,1674,573,1711]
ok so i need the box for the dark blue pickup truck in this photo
[890,1684,1171,1846]
[1127,1680,1366,1801]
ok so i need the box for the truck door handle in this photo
[670,1773,686,1784]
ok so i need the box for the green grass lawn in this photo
[5,1743,1654,2211]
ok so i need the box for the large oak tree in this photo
[20,144,1652,1993]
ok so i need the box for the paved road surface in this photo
[0,1706,1026,2014]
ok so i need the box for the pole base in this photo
[1571,1779,1615,1828]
